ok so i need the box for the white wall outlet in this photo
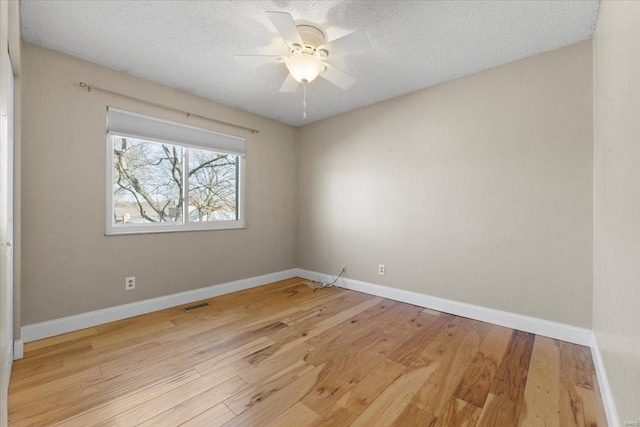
[125,276,136,290]
[378,264,386,276]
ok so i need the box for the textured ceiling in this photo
[21,1,599,126]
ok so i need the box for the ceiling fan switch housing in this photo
[297,25,325,48]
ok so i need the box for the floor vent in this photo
[182,302,210,312]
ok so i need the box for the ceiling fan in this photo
[235,11,371,93]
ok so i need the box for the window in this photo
[106,108,245,234]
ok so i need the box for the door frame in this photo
[0,48,15,427]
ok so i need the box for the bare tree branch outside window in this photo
[112,136,238,224]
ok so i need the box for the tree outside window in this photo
[112,136,239,225]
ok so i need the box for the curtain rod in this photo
[79,82,260,134]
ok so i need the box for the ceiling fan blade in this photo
[317,30,371,58]
[266,11,304,48]
[279,74,300,93]
[234,55,282,69]
[319,63,357,90]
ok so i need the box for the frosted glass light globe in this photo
[286,54,323,83]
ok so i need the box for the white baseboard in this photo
[18,267,592,347]
[13,267,617,423]
[294,268,592,346]
[13,339,22,360]
[18,269,298,351]
[590,333,620,427]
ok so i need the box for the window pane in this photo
[113,136,183,224]
[188,148,238,222]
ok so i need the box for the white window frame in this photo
[106,108,246,235]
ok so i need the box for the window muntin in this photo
[106,109,245,235]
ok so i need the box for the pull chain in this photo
[303,83,307,119]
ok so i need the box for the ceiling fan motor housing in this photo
[294,25,325,55]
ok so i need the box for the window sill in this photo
[105,221,246,236]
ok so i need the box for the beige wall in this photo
[593,0,640,421]
[298,41,593,328]
[21,43,298,325]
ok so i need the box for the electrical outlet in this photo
[125,276,136,290]
[378,264,386,276]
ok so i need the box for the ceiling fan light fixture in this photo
[286,53,323,83]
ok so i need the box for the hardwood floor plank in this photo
[90,320,175,350]
[410,318,485,416]
[193,336,274,376]
[212,289,349,341]
[336,359,406,416]
[377,303,431,335]
[591,374,609,427]
[391,403,437,426]
[179,403,236,427]
[518,336,561,426]
[454,324,513,408]
[95,375,248,426]
[350,364,438,426]
[61,322,218,369]
[410,317,489,368]
[223,363,326,427]
[477,393,521,427]
[559,382,587,426]
[49,370,202,427]
[387,313,456,366]
[137,376,248,426]
[558,340,596,427]
[574,385,605,427]
[9,361,96,394]
[225,359,314,415]
[302,348,383,414]
[303,300,400,366]
[302,326,402,413]
[79,346,212,397]
[18,373,202,426]
[310,404,359,426]
[16,339,93,365]
[90,335,227,381]
[265,402,320,427]
[305,296,384,339]
[265,296,384,358]
[558,341,595,390]
[8,384,85,426]
[280,290,360,327]
[239,343,312,385]
[490,329,535,409]
[15,331,215,398]
[7,358,63,383]
[23,328,99,352]
[433,397,481,427]
[9,366,102,402]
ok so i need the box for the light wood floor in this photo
[9,278,607,426]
